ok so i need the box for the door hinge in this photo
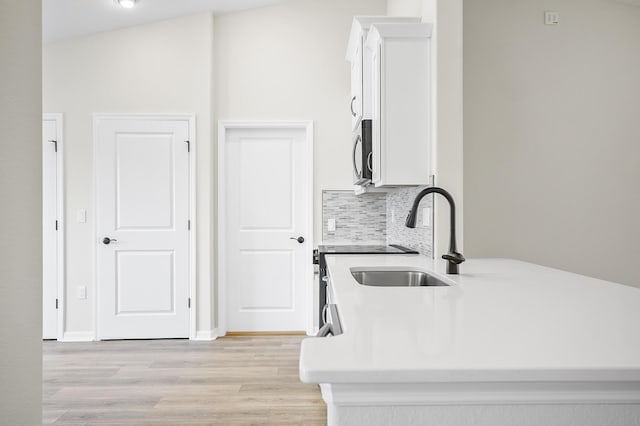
[188,298,191,308]
[185,140,190,153]
[188,219,191,230]
[55,299,59,309]
[49,139,57,153]
[55,220,58,231]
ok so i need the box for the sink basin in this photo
[350,269,450,287]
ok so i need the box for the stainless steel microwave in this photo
[352,119,372,185]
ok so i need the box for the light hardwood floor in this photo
[43,336,326,425]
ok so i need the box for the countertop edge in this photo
[299,256,640,386]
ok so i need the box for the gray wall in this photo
[0,0,43,422]
[464,0,640,287]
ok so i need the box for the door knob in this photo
[289,236,305,244]
[102,237,118,245]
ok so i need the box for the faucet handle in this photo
[442,251,465,265]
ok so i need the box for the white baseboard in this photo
[60,331,95,342]
[192,329,219,341]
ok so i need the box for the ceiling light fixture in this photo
[118,0,136,9]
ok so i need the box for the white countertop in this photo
[299,255,640,384]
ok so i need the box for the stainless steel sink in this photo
[350,269,450,287]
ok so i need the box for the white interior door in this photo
[223,125,311,332]
[43,115,62,339]
[95,116,191,339]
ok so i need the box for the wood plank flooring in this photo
[43,336,326,425]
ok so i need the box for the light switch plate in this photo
[77,209,87,223]
[77,286,87,300]
[544,11,559,25]
[327,218,336,232]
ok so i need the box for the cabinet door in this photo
[350,37,363,131]
[367,23,432,187]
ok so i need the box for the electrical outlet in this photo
[327,218,336,232]
[422,207,431,227]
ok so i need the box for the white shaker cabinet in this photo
[367,23,432,187]
[349,39,363,131]
[346,17,420,132]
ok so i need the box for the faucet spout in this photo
[405,186,465,274]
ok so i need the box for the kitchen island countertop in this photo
[299,255,640,384]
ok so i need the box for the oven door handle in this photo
[352,134,362,178]
[315,304,342,337]
[316,323,332,337]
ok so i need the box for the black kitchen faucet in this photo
[405,186,465,274]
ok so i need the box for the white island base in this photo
[320,381,640,426]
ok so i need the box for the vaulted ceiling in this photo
[43,0,294,42]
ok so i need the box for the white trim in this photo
[304,122,315,336]
[217,120,315,336]
[92,113,197,340]
[217,123,227,336]
[187,116,197,340]
[321,381,640,406]
[193,329,219,341]
[43,113,65,341]
[59,331,95,342]
[321,382,640,426]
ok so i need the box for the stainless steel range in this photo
[312,244,418,328]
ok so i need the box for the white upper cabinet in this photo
[346,16,420,132]
[366,23,433,187]
[349,38,363,130]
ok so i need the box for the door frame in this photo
[92,113,197,340]
[43,113,65,340]
[217,120,314,336]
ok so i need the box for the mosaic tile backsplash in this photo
[322,188,433,256]
[386,186,433,258]
[322,191,387,244]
